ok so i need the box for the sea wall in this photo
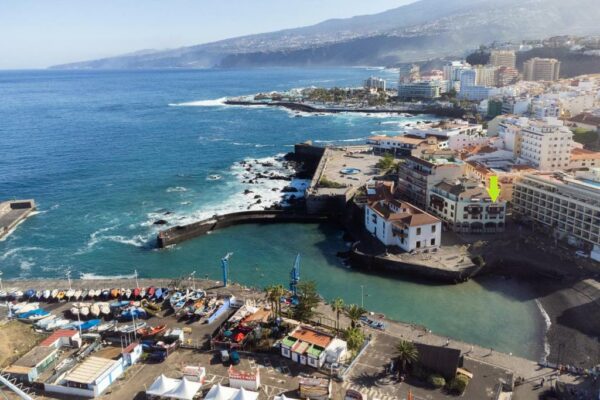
[224,100,465,118]
[157,210,329,248]
[349,244,482,283]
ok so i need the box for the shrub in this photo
[318,177,346,188]
[448,374,470,394]
[428,374,446,388]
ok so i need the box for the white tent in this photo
[231,387,258,400]
[205,384,237,400]
[163,377,202,400]
[146,375,179,397]
[204,384,259,400]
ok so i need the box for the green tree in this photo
[344,304,367,328]
[572,127,598,146]
[343,327,365,353]
[272,284,286,316]
[330,297,345,331]
[294,281,320,321]
[376,153,396,171]
[395,340,419,374]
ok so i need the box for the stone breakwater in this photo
[0,199,36,241]
[157,210,329,248]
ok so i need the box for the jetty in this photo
[224,99,466,118]
[157,210,329,247]
[0,199,36,240]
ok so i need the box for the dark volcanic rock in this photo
[282,186,298,193]
[153,219,168,225]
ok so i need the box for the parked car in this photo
[220,349,230,363]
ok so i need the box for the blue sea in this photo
[0,68,545,359]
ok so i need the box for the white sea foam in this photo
[166,186,188,193]
[169,97,228,107]
[146,153,306,228]
[19,260,34,271]
[535,299,552,363]
[0,246,49,261]
[80,272,137,280]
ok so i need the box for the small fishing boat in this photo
[70,307,80,317]
[42,289,51,300]
[147,287,155,298]
[35,315,56,329]
[51,289,59,300]
[73,289,82,300]
[35,290,43,300]
[78,319,101,331]
[56,291,65,301]
[99,303,111,316]
[63,320,84,330]
[101,288,110,298]
[125,288,132,299]
[90,303,100,317]
[17,308,49,321]
[140,288,146,298]
[141,299,160,311]
[137,324,167,338]
[118,321,147,333]
[10,289,24,299]
[120,288,127,299]
[97,321,116,333]
[24,289,36,299]
[66,288,75,300]
[111,288,120,298]
[0,290,7,299]
[45,318,70,331]
[133,288,141,298]
[12,302,40,313]
[120,307,147,321]
[80,306,90,318]
[154,287,163,300]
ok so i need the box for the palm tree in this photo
[264,285,276,315]
[330,298,345,331]
[395,340,418,375]
[272,284,286,316]
[343,327,365,353]
[344,304,367,328]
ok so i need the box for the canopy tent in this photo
[204,384,259,400]
[232,387,258,400]
[146,375,179,397]
[163,377,202,400]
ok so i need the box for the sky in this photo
[0,0,413,69]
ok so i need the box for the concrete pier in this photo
[0,199,36,240]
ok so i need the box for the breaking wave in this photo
[169,97,227,107]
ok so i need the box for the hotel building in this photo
[429,178,507,233]
[513,171,600,252]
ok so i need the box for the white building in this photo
[365,199,441,252]
[364,76,386,91]
[519,119,574,170]
[429,178,507,233]
[403,120,485,151]
[523,58,561,81]
[530,97,561,119]
[280,326,347,369]
[366,135,435,156]
[490,50,516,68]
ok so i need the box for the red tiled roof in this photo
[291,327,333,348]
[40,329,78,347]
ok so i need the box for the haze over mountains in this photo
[52,0,600,69]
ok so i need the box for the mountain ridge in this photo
[51,0,600,69]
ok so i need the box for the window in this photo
[416,227,421,235]
[431,225,436,233]
[431,238,436,246]
[416,241,421,248]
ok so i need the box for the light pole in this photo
[66,269,72,290]
[361,285,364,308]
[0,271,3,291]
[190,271,196,291]
[134,269,139,289]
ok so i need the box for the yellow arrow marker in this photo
[486,175,500,202]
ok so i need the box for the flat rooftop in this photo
[314,148,381,196]
[64,356,119,385]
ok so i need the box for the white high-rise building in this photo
[459,69,476,88]
[519,119,573,170]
